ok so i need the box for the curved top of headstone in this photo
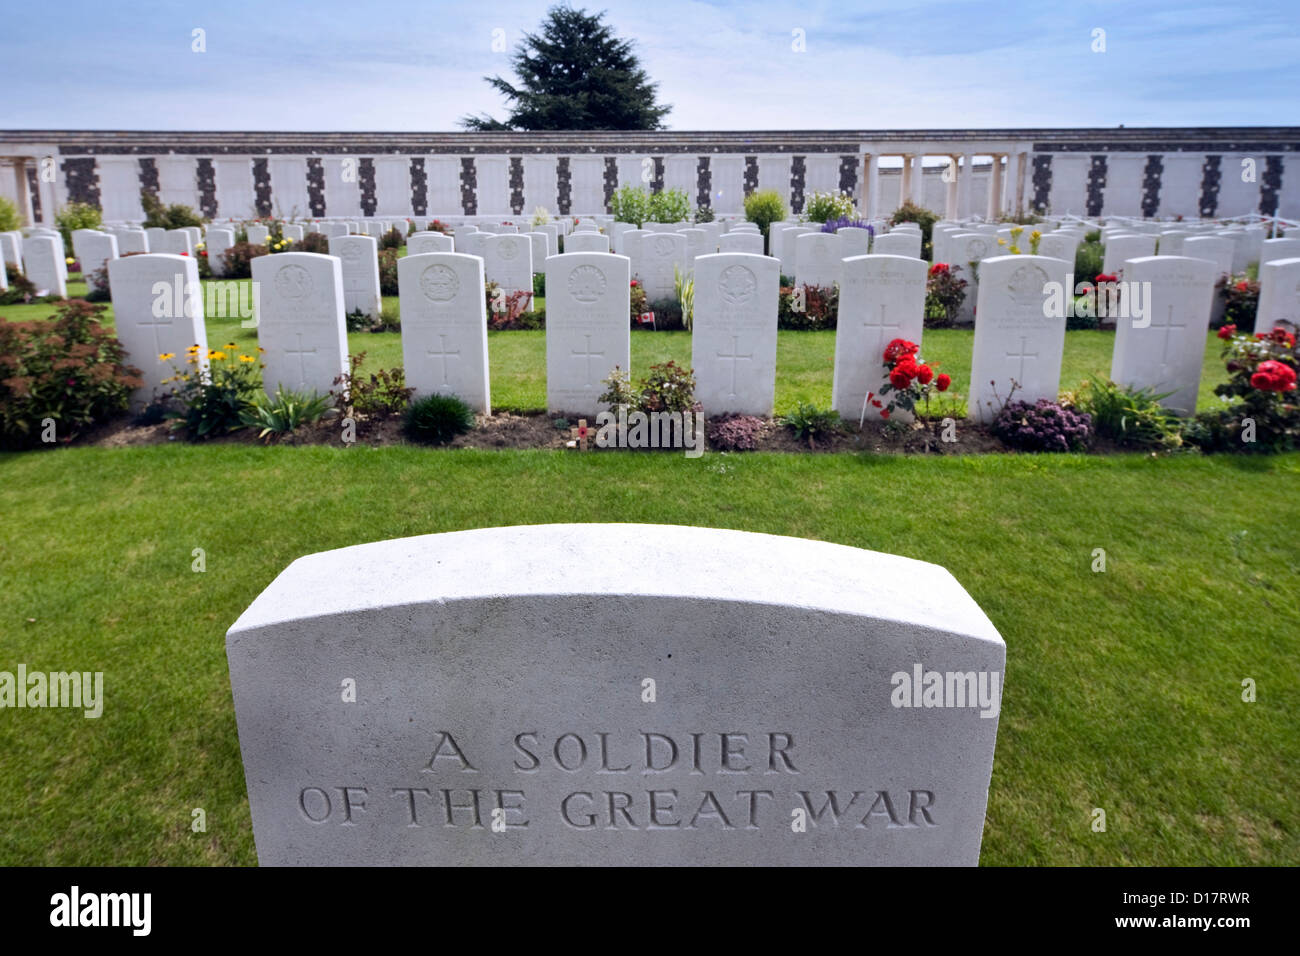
[228,524,1001,647]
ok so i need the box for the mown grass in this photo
[3,276,1231,416]
[0,446,1296,865]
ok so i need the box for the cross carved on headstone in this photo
[427,334,460,388]
[571,334,605,388]
[1005,335,1038,382]
[137,311,176,359]
[284,332,317,388]
[1155,304,1187,375]
[716,334,754,399]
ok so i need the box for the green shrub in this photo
[743,189,787,239]
[1075,239,1104,289]
[778,284,839,330]
[164,344,263,440]
[240,387,333,441]
[924,263,967,328]
[0,300,142,449]
[598,361,698,416]
[334,352,414,415]
[889,201,939,258]
[140,190,204,229]
[378,248,399,295]
[1185,325,1300,453]
[609,185,650,226]
[293,232,330,254]
[781,402,843,448]
[532,272,546,297]
[803,190,856,224]
[403,393,475,444]
[55,202,102,253]
[693,205,715,224]
[0,196,24,232]
[221,241,269,279]
[379,227,404,251]
[1073,377,1184,450]
[648,187,691,224]
[1220,276,1258,330]
[0,265,38,305]
[645,296,685,331]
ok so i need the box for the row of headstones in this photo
[106,246,1245,429]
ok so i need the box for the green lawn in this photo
[5,276,1232,416]
[0,447,1296,865]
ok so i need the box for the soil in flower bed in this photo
[70,409,1086,455]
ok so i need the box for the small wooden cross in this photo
[570,419,590,450]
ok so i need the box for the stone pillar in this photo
[900,154,913,206]
[957,152,975,219]
[910,154,925,205]
[863,153,880,220]
[37,154,59,225]
[1012,152,1028,217]
[987,154,1004,219]
[9,159,35,226]
[944,155,959,219]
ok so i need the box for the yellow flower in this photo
[65,257,75,265]
[225,341,237,348]
[186,344,201,354]
[997,238,1007,246]
[239,354,255,363]
[1009,245,1021,255]
[208,350,227,360]
[257,346,266,353]
[1011,226,1024,238]
[158,352,175,361]
[1030,230,1042,240]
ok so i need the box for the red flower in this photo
[1095,273,1117,283]
[917,364,934,385]
[630,280,638,287]
[1235,280,1249,292]
[1218,324,1237,339]
[889,367,911,389]
[180,251,189,256]
[1251,360,1298,392]
[936,373,951,392]
[928,263,950,276]
[883,338,919,363]
[880,409,890,419]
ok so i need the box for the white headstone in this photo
[968,255,1071,423]
[20,236,66,298]
[692,253,780,416]
[525,232,549,271]
[1182,236,1235,282]
[565,232,611,254]
[79,232,118,283]
[282,224,305,242]
[1254,257,1300,334]
[107,252,208,409]
[225,523,1005,866]
[457,231,487,259]
[0,232,24,273]
[247,224,270,246]
[1102,235,1157,276]
[545,253,631,414]
[482,234,534,298]
[253,252,349,398]
[1110,256,1215,416]
[638,232,688,303]
[116,229,148,255]
[718,232,764,255]
[1157,231,1188,256]
[679,228,711,264]
[832,255,929,422]
[1035,233,1078,266]
[870,232,922,258]
[539,224,559,257]
[407,233,455,257]
[794,232,843,287]
[329,234,383,319]
[836,226,873,258]
[205,227,236,278]
[398,252,490,414]
[1260,238,1300,265]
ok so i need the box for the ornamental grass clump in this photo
[992,398,1092,452]
[403,393,475,445]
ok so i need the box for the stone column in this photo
[863,153,880,219]
[37,154,59,225]
[900,154,913,206]
[9,158,35,226]
[944,155,959,219]
[957,152,975,219]
[1015,151,1029,217]
[910,154,926,205]
[987,154,1004,219]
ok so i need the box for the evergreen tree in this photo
[460,6,670,131]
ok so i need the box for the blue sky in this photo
[2,0,1296,130]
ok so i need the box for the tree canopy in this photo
[460,6,671,131]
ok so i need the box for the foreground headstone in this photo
[1110,256,1215,416]
[329,234,382,319]
[833,255,928,422]
[692,253,780,416]
[398,252,490,413]
[546,252,630,414]
[226,524,1006,866]
[108,252,208,409]
[252,252,349,398]
[968,255,1070,423]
